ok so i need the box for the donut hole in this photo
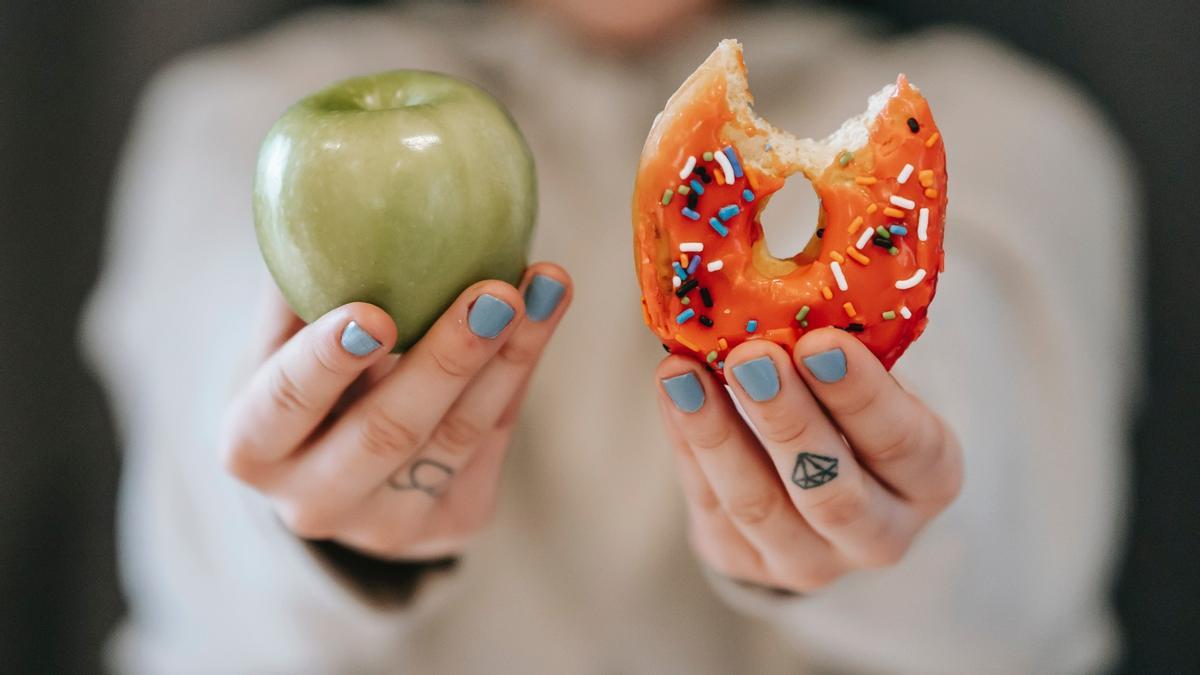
[758,175,823,261]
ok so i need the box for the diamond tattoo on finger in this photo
[792,452,838,489]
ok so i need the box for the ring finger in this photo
[385,264,571,498]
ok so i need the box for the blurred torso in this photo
[86,3,1133,673]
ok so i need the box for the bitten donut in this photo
[633,40,947,375]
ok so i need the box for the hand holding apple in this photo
[220,265,572,559]
[254,70,537,351]
[234,70,560,558]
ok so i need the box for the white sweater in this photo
[83,4,1139,673]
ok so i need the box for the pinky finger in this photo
[661,398,768,583]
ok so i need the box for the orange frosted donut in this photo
[633,40,947,375]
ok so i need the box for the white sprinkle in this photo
[679,242,704,252]
[918,208,929,241]
[672,275,682,288]
[706,260,724,272]
[895,269,927,290]
[713,149,735,184]
[899,305,912,319]
[679,155,696,180]
[831,261,848,291]
[855,228,874,250]
[889,195,916,210]
[897,163,914,184]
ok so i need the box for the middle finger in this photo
[723,341,921,568]
[656,356,839,581]
[392,264,571,491]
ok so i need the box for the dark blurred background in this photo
[1,0,1196,672]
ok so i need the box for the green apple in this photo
[254,70,536,350]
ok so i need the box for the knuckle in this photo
[340,525,407,559]
[806,482,868,529]
[867,421,919,467]
[779,561,839,590]
[700,547,744,580]
[218,440,260,483]
[923,437,965,511]
[687,529,737,577]
[689,423,732,452]
[277,502,338,540]
[693,485,723,513]
[429,413,487,458]
[759,408,812,446]
[497,338,540,368]
[266,366,312,415]
[865,540,910,568]
[800,565,841,589]
[839,381,884,419]
[357,407,423,461]
[899,415,964,513]
[429,345,476,380]
[864,408,916,466]
[397,535,470,560]
[723,491,780,526]
[456,506,497,537]
[310,337,346,377]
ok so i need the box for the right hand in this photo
[220,263,572,560]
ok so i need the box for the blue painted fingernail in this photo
[802,348,847,383]
[341,321,382,356]
[524,275,566,322]
[662,372,705,413]
[732,356,780,402]
[468,294,515,339]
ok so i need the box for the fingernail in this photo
[662,372,705,413]
[802,348,847,383]
[732,356,780,402]
[468,293,515,339]
[341,321,382,356]
[524,275,566,322]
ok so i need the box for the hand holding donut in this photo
[219,264,571,560]
[657,328,962,591]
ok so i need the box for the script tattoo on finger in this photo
[388,459,454,496]
[791,452,838,489]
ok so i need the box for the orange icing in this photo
[633,73,947,374]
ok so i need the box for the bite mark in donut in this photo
[633,39,947,375]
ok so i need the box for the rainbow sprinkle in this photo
[678,156,696,179]
[722,146,744,178]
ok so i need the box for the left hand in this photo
[655,327,963,592]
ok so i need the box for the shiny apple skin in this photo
[254,70,536,351]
